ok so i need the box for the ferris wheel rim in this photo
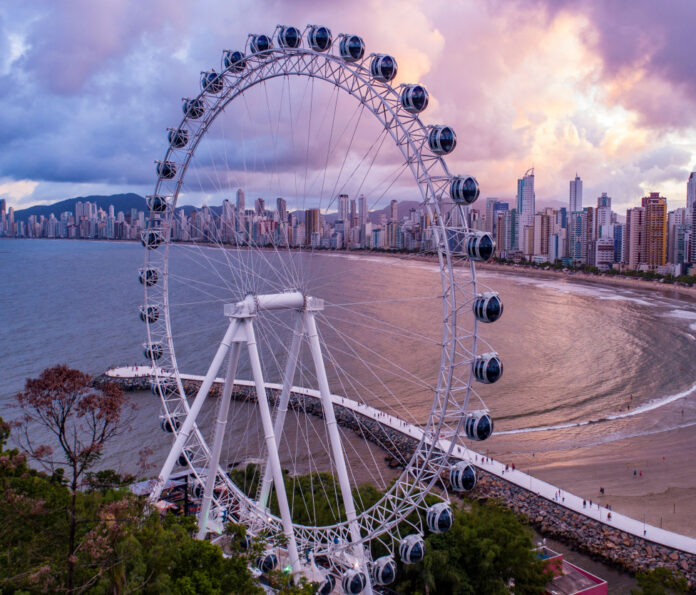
[142,29,485,553]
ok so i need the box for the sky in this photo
[1,0,695,215]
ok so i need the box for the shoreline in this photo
[476,261,696,300]
[100,368,696,586]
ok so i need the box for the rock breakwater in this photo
[101,372,696,586]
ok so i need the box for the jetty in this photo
[105,365,696,581]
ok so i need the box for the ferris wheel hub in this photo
[223,291,323,318]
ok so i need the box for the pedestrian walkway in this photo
[107,365,696,555]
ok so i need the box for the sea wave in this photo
[663,309,696,320]
[497,381,696,435]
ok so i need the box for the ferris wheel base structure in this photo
[149,291,368,581]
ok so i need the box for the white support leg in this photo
[304,311,373,594]
[244,318,302,578]
[258,314,303,510]
[197,341,242,539]
[150,319,239,504]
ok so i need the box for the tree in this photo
[395,500,552,594]
[16,365,132,592]
[1,414,260,593]
[631,567,689,595]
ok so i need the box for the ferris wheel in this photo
[140,24,503,593]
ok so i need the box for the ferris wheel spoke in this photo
[322,302,443,346]
[142,30,501,583]
[324,102,367,215]
[314,314,428,425]
[312,330,398,489]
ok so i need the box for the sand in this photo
[370,254,696,539]
[485,421,696,538]
[476,261,696,300]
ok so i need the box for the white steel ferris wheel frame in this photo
[142,31,485,566]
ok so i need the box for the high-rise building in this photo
[595,193,612,238]
[505,208,519,253]
[691,201,696,263]
[642,192,667,268]
[358,194,368,225]
[569,175,582,213]
[304,208,320,246]
[517,168,535,235]
[389,199,398,222]
[568,210,587,265]
[584,206,595,262]
[485,198,509,235]
[613,224,624,264]
[687,171,696,214]
[276,197,287,223]
[533,213,551,258]
[255,198,265,216]
[625,207,646,269]
[667,208,687,264]
[350,199,357,229]
[337,194,350,223]
[595,237,615,270]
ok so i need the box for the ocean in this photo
[2,237,695,545]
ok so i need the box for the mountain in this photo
[13,193,422,224]
[14,193,147,222]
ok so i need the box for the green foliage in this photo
[229,464,382,527]
[85,469,136,493]
[0,416,260,593]
[631,567,689,594]
[394,500,552,595]
[89,512,261,595]
[265,569,317,594]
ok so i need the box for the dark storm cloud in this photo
[0,0,693,211]
[0,0,407,193]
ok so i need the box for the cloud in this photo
[0,0,694,214]
[0,178,38,202]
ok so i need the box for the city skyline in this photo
[1,2,696,214]
[5,165,696,277]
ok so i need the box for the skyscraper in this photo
[359,194,368,225]
[485,198,509,235]
[569,175,582,213]
[687,171,696,213]
[304,208,320,246]
[338,194,350,223]
[236,188,245,214]
[568,210,587,265]
[533,213,550,258]
[595,193,612,238]
[276,197,287,223]
[692,201,696,263]
[643,192,667,268]
[625,207,646,269]
[389,199,398,222]
[517,168,535,242]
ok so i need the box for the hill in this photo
[14,194,422,224]
[14,194,147,222]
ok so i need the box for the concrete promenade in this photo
[107,365,696,555]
